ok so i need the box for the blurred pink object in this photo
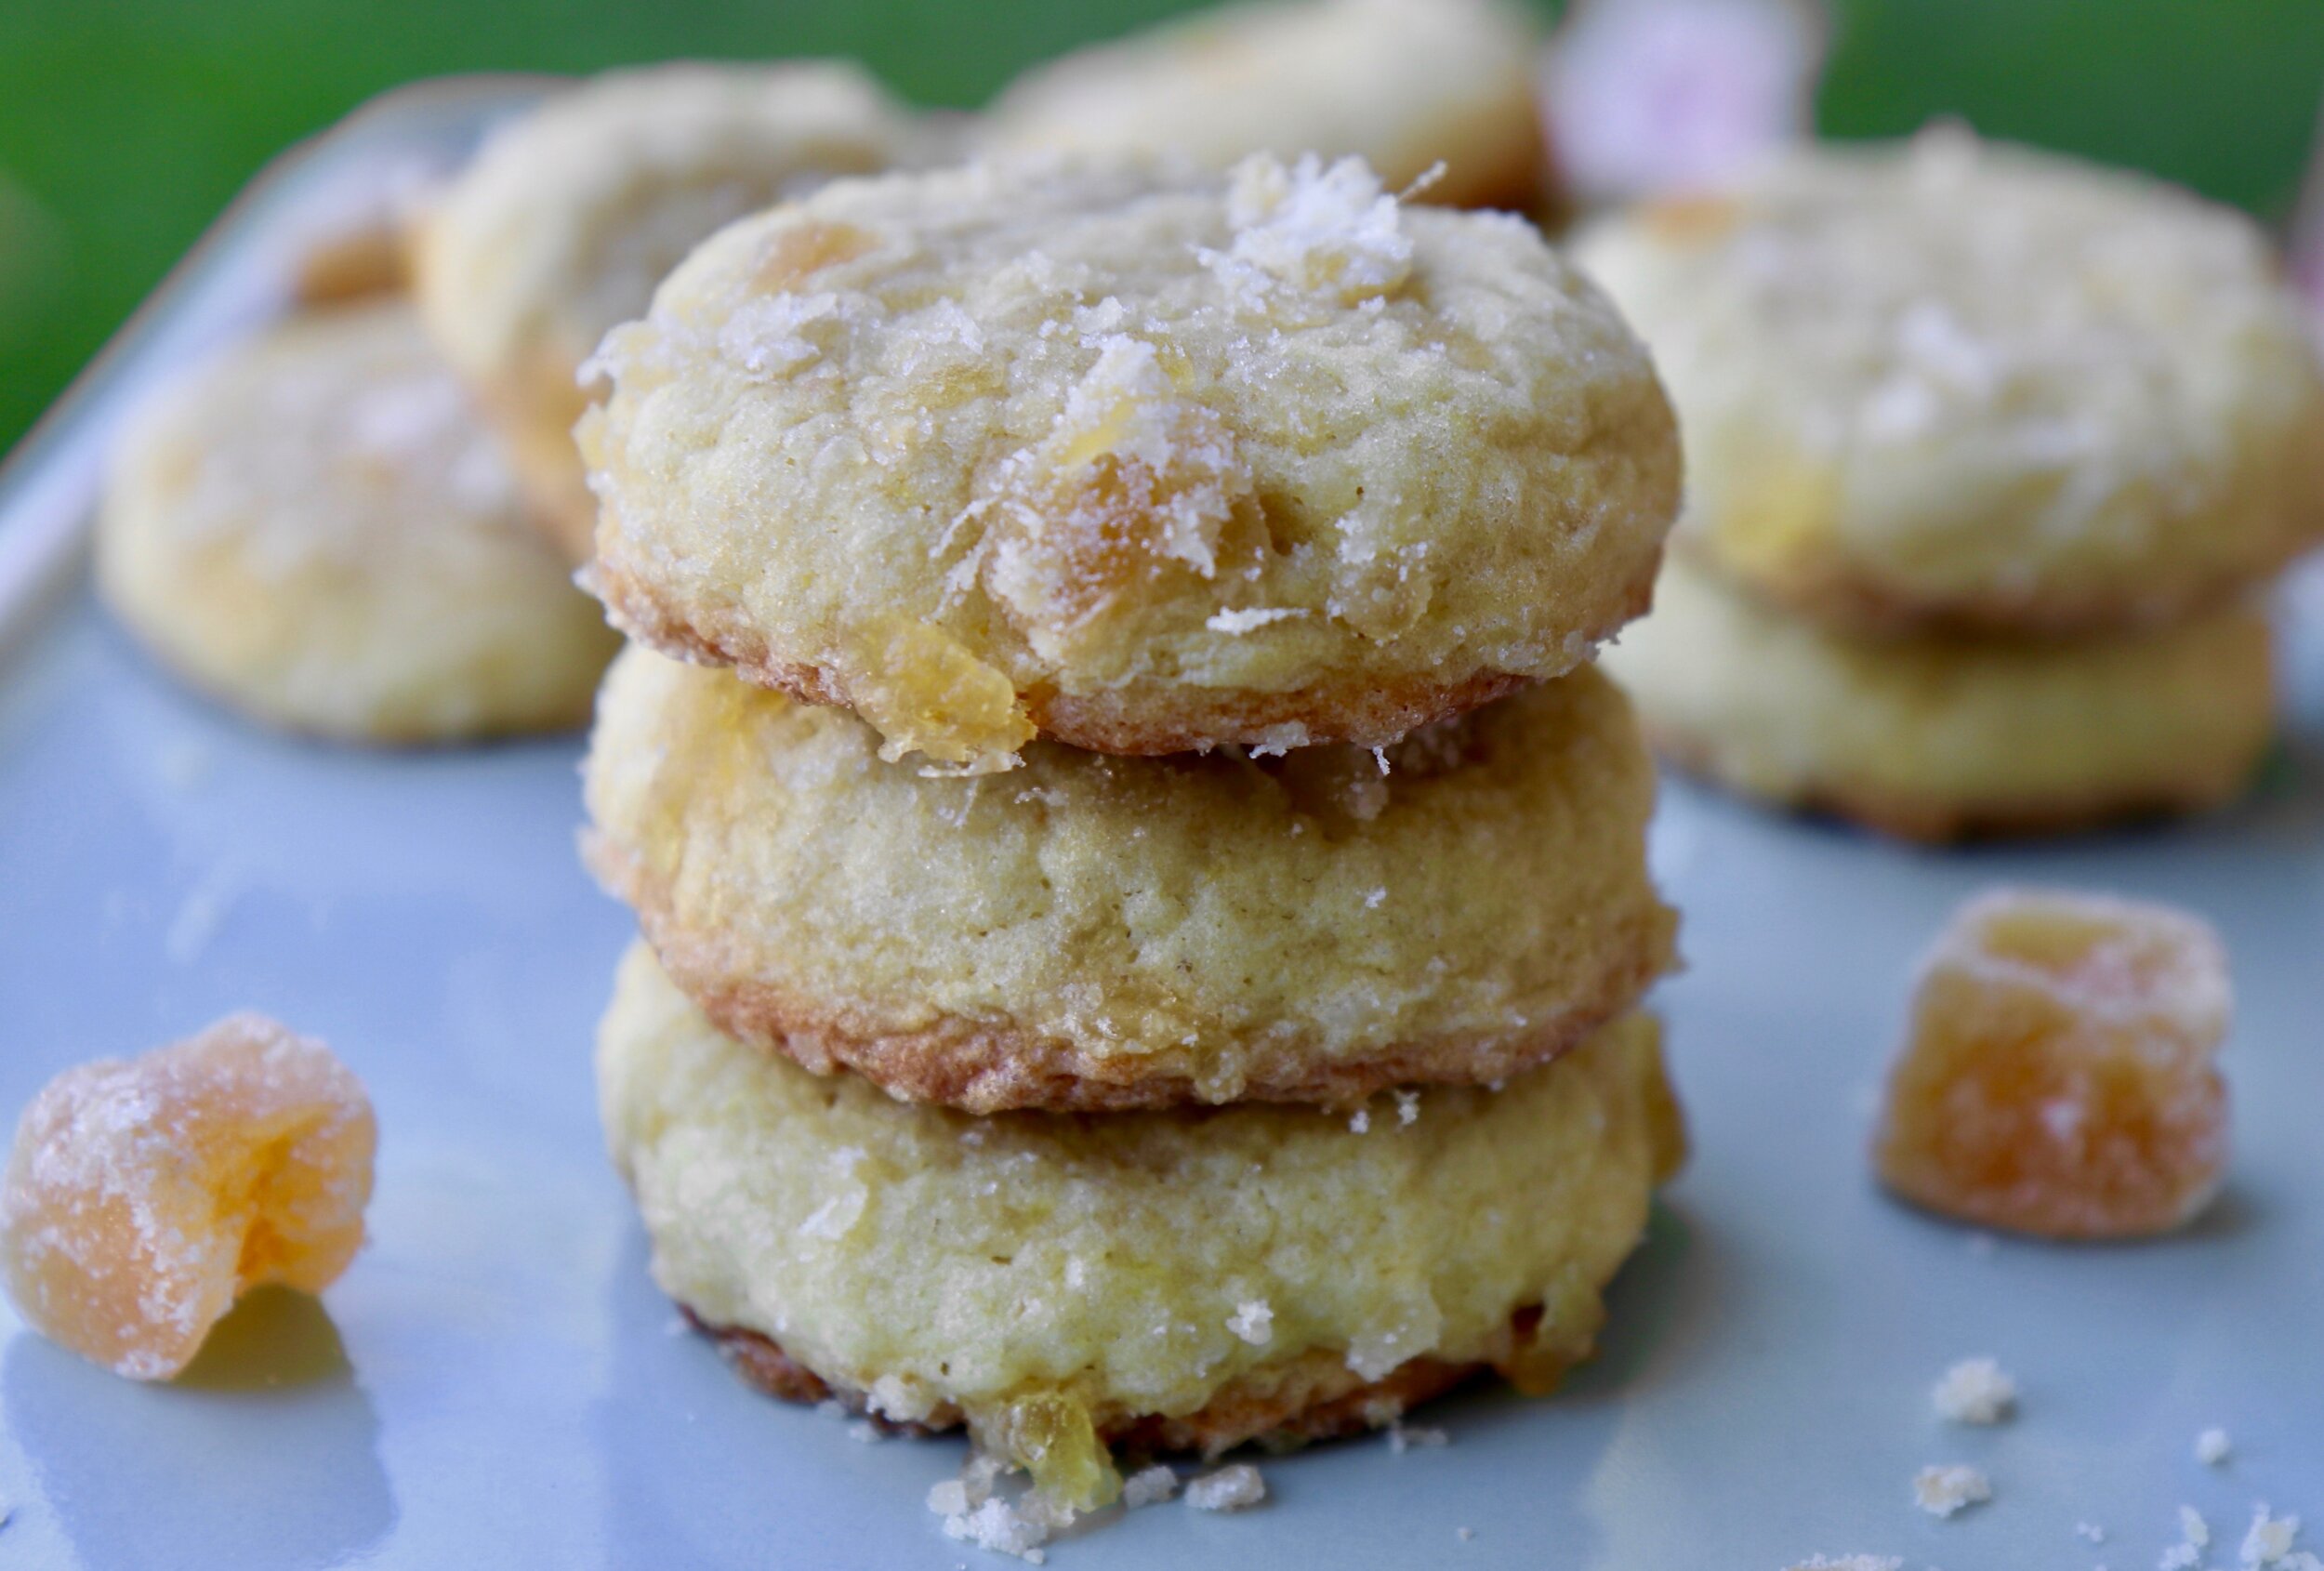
[1544,0,1828,205]
[2291,91,2324,323]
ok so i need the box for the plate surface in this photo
[0,93,2319,1571]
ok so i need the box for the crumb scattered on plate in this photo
[1931,1355,2017,1424]
[1388,1421,1449,1453]
[1184,1464,1267,1512]
[1912,1463,1992,1518]
[1120,1465,1178,1509]
[2240,1505,2303,1566]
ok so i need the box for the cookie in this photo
[1576,130,2324,635]
[97,302,620,744]
[983,0,1549,212]
[1602,557,2276,841]
[414,62,918,559]
[598,941,1684,1508]
[584,645,1676,1111]
[582,153,1678,768]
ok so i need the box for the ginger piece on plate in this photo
[0,1013,376,1380]
[1873,888,2229,1239]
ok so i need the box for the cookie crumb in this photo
[1931,1356,2017,1424]
[2162,1506,2212,1570]
[1184,1463,1267,1512]
[1394,1089,1420,1127]
[1121,1465,1179,1509]
[939,1497,1050,1563]
[2196,1428,2233,1466]
[1912,1463,1991,1518]
[2240,1506,2301,1566]
[2079,1523,2108,1544]
[1388,1422,1449,1454]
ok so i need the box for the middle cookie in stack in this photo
[581,152,1685,1512]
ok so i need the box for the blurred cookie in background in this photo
[414,62,921,560]
[98,300,619,744]
[983,0,1552,213]
[1578,130,2324,636]
[1603,556,2276,841]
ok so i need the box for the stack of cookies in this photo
[1585,130,2324,841]
[580,153,1687,1528]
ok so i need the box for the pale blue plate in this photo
[0,86,2317,1571]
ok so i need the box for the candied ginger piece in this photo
[847,614,1036,775]
[979,336,1256,665]
[1872,888,2229,1239]
[971,1390,1116,1512]
[0,1013,376,1380]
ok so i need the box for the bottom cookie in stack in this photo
[598,942,1685,1512]
[1603,557,2277,841]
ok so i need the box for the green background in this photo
[2,0,2321,458]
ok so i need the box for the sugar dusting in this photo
[1208,153,1415,304]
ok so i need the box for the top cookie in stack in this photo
[578,154,1676,772]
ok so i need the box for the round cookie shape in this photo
[1602,557,2276,841]
[599,942,1685,1508]
[1576,131,2324,635]
[583,153,1678,768]
[982,0,1549,212]
[585,644,1676,1111]
[97,302,620,744]
[414,61,919,559]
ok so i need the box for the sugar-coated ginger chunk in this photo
[1873,888,2230,1239]
[0,1013,376,1380]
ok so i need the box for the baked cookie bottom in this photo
[592,549,1654,759]
[1650,728,2263,844]
[688,1305,1527,1457]
[1679,530,2304,644]
[616,866,1676,1111]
